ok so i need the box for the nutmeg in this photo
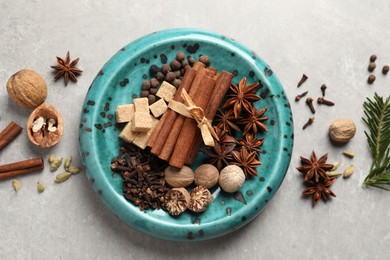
[27,103,64,148]
[219,165,246,193]
[194,164,219,189]
[329,118,356,143]
[164,166,194,188]
[188,186,213,213]
[6,69,47,109]
[164,188,190,216]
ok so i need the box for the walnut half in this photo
[27,103,64,148]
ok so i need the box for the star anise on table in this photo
[303,177,336,207]
[296,151,334,183]
[237,133,264,154]
[222,77,261,119]
[213,126,236,147]
[204,143,235,170]
[231,147,261,177]
[237,105,268,135]
[214,108,241,134]
[51,51,83,86]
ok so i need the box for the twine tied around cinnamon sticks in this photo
[168,88,219,147]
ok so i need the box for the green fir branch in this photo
[363,93,390,190]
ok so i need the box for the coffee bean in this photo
[382,65,389,75]
[370,54,377,62]
[368,62,376,72]
[367,74,376,84]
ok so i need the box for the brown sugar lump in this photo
[119,121,139,143]
[149,99,168,118]
[131,112,153,132]
[133,97,149,113]
[115,104,134,123]
[156,81,176,102]
[133,116,159,149]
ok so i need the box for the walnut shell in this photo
[194,164,219,189]
[188,186,213,213]
[329,118,356,143]
[164,188,190,216]
[6,69,47,109]
[27,103,64,148]
[164,166,194,188]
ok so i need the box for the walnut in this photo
[188,186,213,213]
[164,188,190,216]
[329,118,356,143]
[6,69,47,109]
[164,166,194,188]
[194,164,219,189]
[27,103,64,148]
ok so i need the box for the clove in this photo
[297,74,308,87]
[320,84,327,97]
[302,117,315,130]
[317,97,335,106]
[306,97,316,114]
[295,91,308,101]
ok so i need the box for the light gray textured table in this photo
[1,1,389,259]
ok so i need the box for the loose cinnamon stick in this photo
[169,76,217,168]
[186,70,234,164]
[149,68,196,152]
[158,68,209,161]
[0,121,23,151]
[0,158,44,181]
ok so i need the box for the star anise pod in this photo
[303,177,336,207]
[237,133,264,154]
[51,51,83,86]
[214,108,240,134]
[237,105,268,135]
[296,151,334,183]
[223,77,261,118]
[204,143,235,170]
[231,147,261,177]
[213,126,236,147]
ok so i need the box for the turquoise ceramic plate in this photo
[79,28,293,241]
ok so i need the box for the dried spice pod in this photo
[26,103,64,148]
[164,188,190,216]
[164,166,194,188]
[188,186,213,213]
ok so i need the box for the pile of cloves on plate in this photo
[295,74,335,130]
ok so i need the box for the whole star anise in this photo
[237,105,268,135]
[303,177,336,207]
[223,77,261,118]
[213,126,236,147]
[296,151,333,183]
[51,51,83,86]
[214,108,240,134]
[237,133,264,154]
[204,143,235,170]
[231,147,261,177]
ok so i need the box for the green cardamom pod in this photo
[343,165,354,178]
[50,157,63,171]
[12,179,21,192]
[64,156,72,170]
[342,150,355,158]
[326,171,343,177]
[55,172,72,183]
[67,166,80,175]
[37,182,45,193]
[331,162,341,171]
[48,154,56,164]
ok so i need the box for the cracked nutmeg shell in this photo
[188,186,213,213]
[164,188,190,216]
[27,103,64,148]
[6,69,47,109]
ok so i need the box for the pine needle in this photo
[363,93,390,190]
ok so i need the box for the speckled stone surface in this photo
[1,0,390,259]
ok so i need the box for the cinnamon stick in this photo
[0,121,23,151]
[145,112,167,148]
[0,158,44,181]
[150,67,199,155]
[186,70,234,164]
[158,68,209,161]
[169,76,217,168]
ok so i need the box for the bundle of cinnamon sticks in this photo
[147,62,233,169]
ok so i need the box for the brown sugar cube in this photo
[119,121,139,143]
[131,112,153,132]
[133,117,159,149]
[149,99,168,118]
[133,97,149,113]
[156,81,176,102]
[115,104,134,123]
